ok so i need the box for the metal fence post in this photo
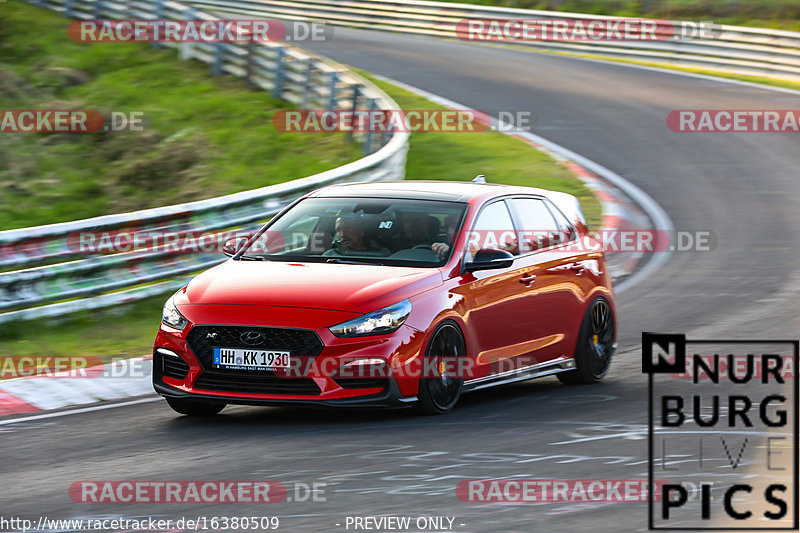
[179,7,195,61]
[90,0,100,19]
[300,59,313,109]
[64,0,74,18]
[328,71,338,111]
[212,42,225,76]
[346,84,361,142]
[245,40,256,86]
[382,122,394,147]
[151,0,164,49]
[272,47,286,99]
[363,97,377,154]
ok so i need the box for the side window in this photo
[545,201,577,244]
[469,200,518,256]
[510,198,560,252]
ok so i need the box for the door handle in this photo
[519,274,537,286]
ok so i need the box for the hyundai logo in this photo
[240,330,265,346]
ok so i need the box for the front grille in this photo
[186,325,324,396]
[186,325,324,371]
[333,377,389,390]
[194,374,321,395]
[162,355,190,380]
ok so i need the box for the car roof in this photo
[308,180,554,203]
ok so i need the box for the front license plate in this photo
[212,347,291,371]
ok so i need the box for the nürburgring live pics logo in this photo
[643,333,798,530]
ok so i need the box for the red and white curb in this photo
[0,356,154,417]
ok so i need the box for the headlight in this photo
[329,300,412,338]
[162,295,188,330]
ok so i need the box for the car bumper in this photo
[153,379,417,408]
[152,320,427,407]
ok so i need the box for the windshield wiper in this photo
[326,258,384,266]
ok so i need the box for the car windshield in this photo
[243,197,467,267]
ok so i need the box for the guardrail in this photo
[0,0,409,323]
[191,0,800,82]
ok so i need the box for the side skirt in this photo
[462,357,576,393]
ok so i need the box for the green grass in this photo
[0,294,165,364]
[0,1,362,230]
[432,0,800,31]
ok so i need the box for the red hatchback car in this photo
[153,180,616,416]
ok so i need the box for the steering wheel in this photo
[412,244,433,250]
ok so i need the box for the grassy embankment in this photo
[0,1,364,230]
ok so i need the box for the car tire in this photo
[165,397,226,416]
[558,297,615,385]
[416,321,466,415]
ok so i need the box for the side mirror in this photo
[464,248,514,272]
[222,234,252,257]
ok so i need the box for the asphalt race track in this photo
[3,26,800,533]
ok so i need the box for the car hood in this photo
[182,259,444,314]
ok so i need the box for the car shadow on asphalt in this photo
[161,376,624,429]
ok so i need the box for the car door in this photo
[506,196,588,365]
[455,199,533,378]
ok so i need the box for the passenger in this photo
[324,216,388,257]
[431,214,459,259]
[396,212,454,260]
